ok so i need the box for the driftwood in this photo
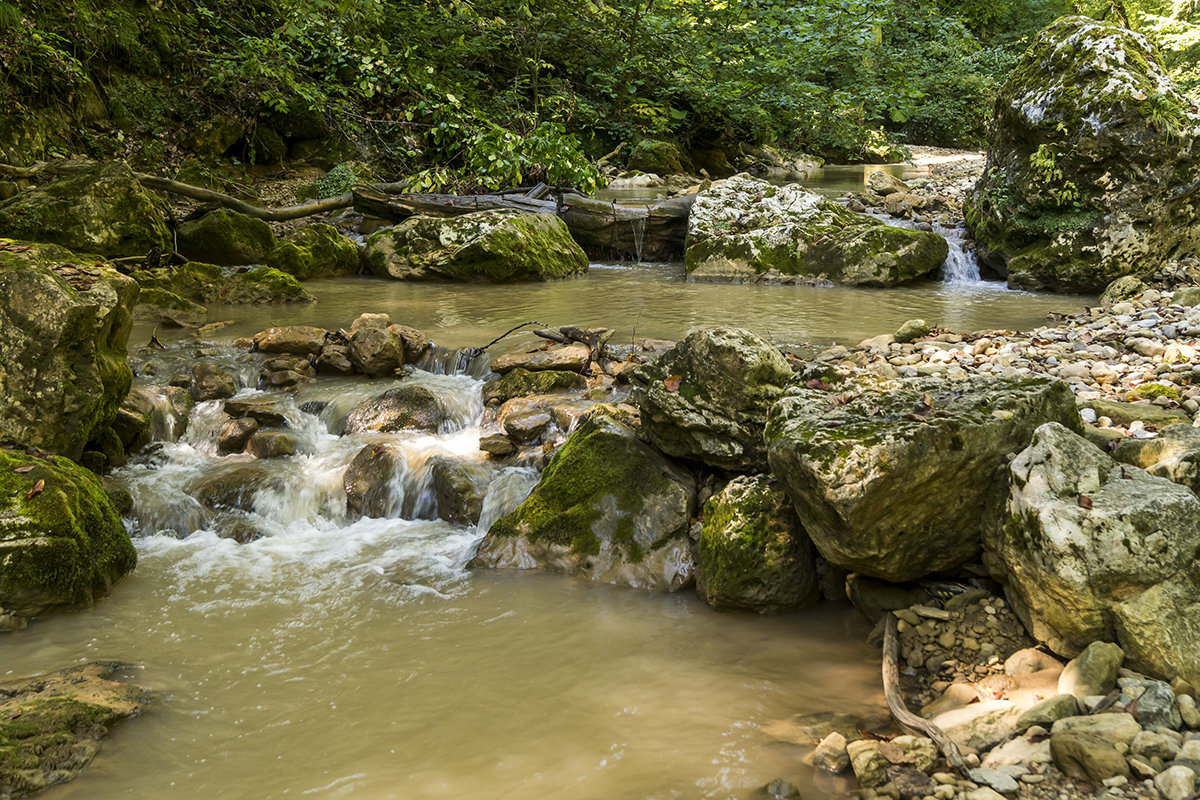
[883,613,969,774]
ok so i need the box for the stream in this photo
[1,166,1093,799]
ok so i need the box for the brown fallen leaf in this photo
[25,479,44,499]
[664,374,682,392]
[13,465,34,473]
[1078,495,1093,510]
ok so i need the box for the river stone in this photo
[223,396,289,427]
[685,174,948,286]
[1051,713,1143,743]
[244,431,298,459]
[1112,424,1200,495]
[340,385,448,434]
[253,325,328,355]
[1156,765,1197,800]
[812,732,850,772]
[1017,694,1080,732]
[177,208,275,266]
[504,411,552,445]
[846,740,890,787]
[631,327,793,472]
[430,456,491,525]
[490,344,591,374]
[988,422,1200,681]
[1051,729,1132,782]
[472,415,697,591]
[0,662,145,798]
[365,208,588,282]
[217,417,258,454]
[966,17,1200,292]
[0,448,136,617]
[347,325,406,377]
[1131,680,1183,730]
[189,364,237,402]
[344,443,403,519]
[0,241,138,459]
[1081,398,1191,430]
[483,369,587,406]
[0,162,171,258]
[266,223,359,279]
[479,433,517,456]
[766,374,1080,582]
[695,475,820,613]
[133,287,207,327]
[191,464,280,512]
[133,262,314,305]
[1058,641,1124,698]
[930,700,1023,751]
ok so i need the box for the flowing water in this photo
[1,167,1092,799]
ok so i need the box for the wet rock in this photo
[490,344,592,374]
[482,369,587,406]
[844,575,928,622]
[177,208,275,266]
[0,448,137,617]
[503,411,552,445]
[133,287,207,327]
[348,325,404,377]
[888,767,936,798]
[757,778,800,800]
[253,325,328,355]
[1058,641,1124,698]
[133,262,314,305]
[631,327,792,472]
[695,475,820,613]
[343,443,403,519]
[479,433,517,456]
[389,325,431,363]
[846,740,890,787]
[1051,729,1131,782]
[0,241,139,459]
[0,662,145,798]
[0,162,171,257]
[190,363,237,402]
[223,396,289,427]
[430,457,492,526]
[894,318,931,344]
[989,422,1200,681]
[686,174,948,286]
[967,17,1200,292]
[767,374,1079,582]
[266,223,360,279]
[811,731,850,772]
[472,415,697,591]
[244,431,298,459]
[316,344,355,374]
[191,464,279,512]
[365,209,588,282]
[340,385,449,434]
[217,417,259,454]
[259,353,314,389]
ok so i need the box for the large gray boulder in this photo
[695,475,820,613]
[966,17,1200,292]
[765,374,1080,582]
[0,162,171,258]
[630,327,793,472]
[685,175,947,286]
[471,416,696,591]
[987,422,1200,686]
[0,241,137,459]
[365,209,587,282]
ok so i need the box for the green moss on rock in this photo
[266,223,360,279]
[628,139,685,175]
[482,369,587,405]
[176,208,275,266]
[0,448,136,617]
[134,262,313,305]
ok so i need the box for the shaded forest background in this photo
[3,0,1199,191]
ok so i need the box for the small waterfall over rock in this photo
[629,216,647,263]
[936,222,982,285]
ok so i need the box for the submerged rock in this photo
[766,374,1080,582]
[134,262,314,305]
[472,415,696,590]
[177,208,275,266]
[430,456,492,525]
[266,223,360,279]
[988,422,1200,685]
[0,662,145,798]
[0,162,171,258]
[685,175,947,286]
[343,443,404,519]
[365,209,588,282]
[133,287,207,327]
[0,448,137,618]
[631,327,792,471]
[0,241,138,459]
[967,17,1200,292]
[695,475,820,613]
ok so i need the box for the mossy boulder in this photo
[482,369,587,405]
[0,448,137,618]
[184,116,244,156]
[0,662,145,797]
[966,17,1200,292]
[132,287,207,327]
[765,374,1082,583]
[472,415,697,591]
[295,162,374,202]
[133,262,313,305]
[628,139,685,175]
[686,175,947,286]
[364,209,588,282]
[0,162,170,258]
[177,209,275,266]
[696,475,821,613]
[630,327,793,472]
[0,241,137,459]
[267,223,360,279]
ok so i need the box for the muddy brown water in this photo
[3,170,1091,799]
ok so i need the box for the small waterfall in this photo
[936,223,982,285]
[629,216,647,263]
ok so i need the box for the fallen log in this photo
[883,613,969,774]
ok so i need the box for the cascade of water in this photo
[936,223,982,284]
[630,216,647,263]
